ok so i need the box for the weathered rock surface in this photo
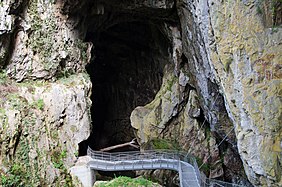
[0,1,93,185]
[0,0,281,186]
[1,0,92,81]
[0,73,91,185]
[132,0,281,186]
[185,1,282,186]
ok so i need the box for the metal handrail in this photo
[87,147,201,187]
[87,147,195,163]
[86,147,244,187]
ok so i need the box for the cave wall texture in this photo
[0,0,281,186]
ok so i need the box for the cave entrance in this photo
[82,21,170,153]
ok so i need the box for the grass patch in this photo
[96,176,156,187]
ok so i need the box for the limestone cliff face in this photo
[131,0,281,186]
[0,0,92,81]
[0,0,92,185]
[0,73,91,185]
[0,0,281,186]
[190,1,282,186]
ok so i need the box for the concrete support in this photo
[70,156,95,187]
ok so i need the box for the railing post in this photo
[178,159,183,187]
[167,160,169,169]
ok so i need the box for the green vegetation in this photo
[151,138,180,150]
[0,88,47,185]
[57,72,90,87]
[196,127,212,174]
[51,149,67,169]
[27,0,89,78]
[195,156,211,174]
[17,79,47,90]
[0,91,49,186]
[205,127,211,142]
[0,70,7,84]
[32,99,44,110]
[56,39,89,79]
[18,140,30,166]
[256,0,282,26]
[0,108,8,129]
[75,39,89,62]
[6,93,26,110]
[0,69,80,187]
[271,25,280,33]
[1,161,41,187]
[50,148,73,187]
[165,76,177,92]
[96,176,156,187]
[1,164,30,187]
[0,139,38,187]
[51,130,59,139]
[223,57,233,73]
[256,0,264,14]
[28,0,58,69]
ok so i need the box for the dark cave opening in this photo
[79,21,171,155]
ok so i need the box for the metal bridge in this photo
[87,148,202,187]
[70,148,244,187]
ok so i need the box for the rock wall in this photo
[0,0,281,186]
[131,0,281,186]
[1,0,92,81]
[0,73,91,185]
[0,0,92,185]
[188,0,281,186]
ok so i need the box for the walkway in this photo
[87,148,202,187]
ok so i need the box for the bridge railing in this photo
[87,147,244,187]
[87,147,196,164]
